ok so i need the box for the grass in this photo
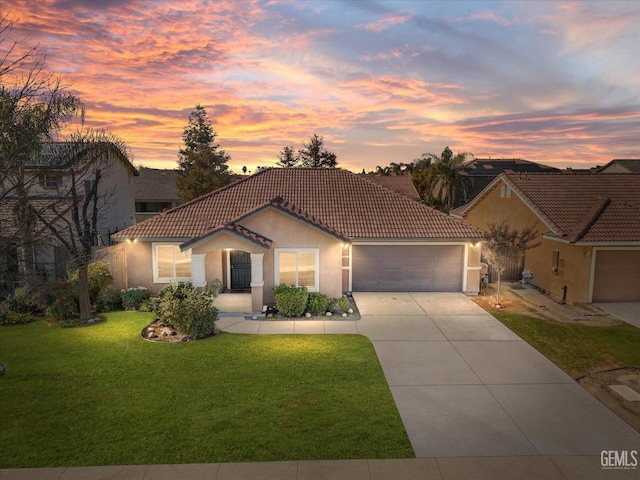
[492,311,640,378]
[0,312,412,468]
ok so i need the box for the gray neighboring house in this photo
[596,159,640,173]
[133,167,183,223]
[458,158,560,207]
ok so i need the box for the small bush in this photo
[275,285,309,317]
[5,286,37,314]
[328,297,350,314]
[206,279,223,297]
[121,287,151,310]
[59,318,82,328]
[96,285,123,312]
[138,297,159,312]
[307,292,329,316]
[0,306,33,325]
[69,261,113,304]
[38,280,79,321]
[156,282,217,339]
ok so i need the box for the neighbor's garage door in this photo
[592,250,640,302]
[352,245,464,292]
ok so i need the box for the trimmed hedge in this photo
[274,285,309,317]
[307,292,329,316]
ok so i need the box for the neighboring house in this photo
[0,142,138,288]
[363,174,422,202]
[459,158,560,206]
[453,172,640,303]
[596,159,640,174]
[134,167,183,222]
[113,168,485,312]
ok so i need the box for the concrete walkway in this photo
[4,292,639,479]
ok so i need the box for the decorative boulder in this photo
[347,308,354,314]
[305,312,312,318]
[326,311,332,316]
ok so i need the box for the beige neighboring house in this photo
[113,168,485,312]
[0,142,137,288]
[597,159,640,174]
[134,167,182,222]
[453,172,640,303]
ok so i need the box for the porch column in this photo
[191,253,206,288]
[250,253,264,313]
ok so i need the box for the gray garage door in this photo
[352,245,464,292]
[592,250,640,302]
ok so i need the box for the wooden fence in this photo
[92,243,127,290]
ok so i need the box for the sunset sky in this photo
[4,0,640,173]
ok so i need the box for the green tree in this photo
[176,105,231,201]
[414,147,472,212]
[277,145,298,168]
[484,221,540,307]
[298,134,337,168]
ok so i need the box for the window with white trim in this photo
[153,243,192,282]
[275,248,319,291]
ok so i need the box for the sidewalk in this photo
[3,455,637,480]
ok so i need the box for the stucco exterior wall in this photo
[123,240,157,291]
[462,179,593,303]
[242,209,343,303]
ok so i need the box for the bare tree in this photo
[34,130,133,320]
[1,14,84,287]
[484,221,540,307]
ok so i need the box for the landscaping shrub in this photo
[38,280,79,321]
[206,279,223,297]
[306,292,329,316]
[4,286,37,314]
[121,287,151,310]
[328,297,350,314]
[59,318,82,328]
[0,305,32,325]
[69,261,113,304]
[156,282,217,339]
[274,284,309,317]
[96,285,123,312]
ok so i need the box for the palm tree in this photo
[420,147,472,212]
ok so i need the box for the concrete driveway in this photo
[354,292,640,458]
[593,302,640,328]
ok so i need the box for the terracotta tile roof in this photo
[362,175,421,201]
[502,173,640,243]
[113,168,483,242]
[182,223,273,250]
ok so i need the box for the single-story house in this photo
[453,172,640,303]
[113,168,485,312]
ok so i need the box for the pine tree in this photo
[176,105,231,201]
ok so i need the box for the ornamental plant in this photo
[274,284,309,317]
[306,292,329,316]
[156,282,218,339]
[121,287,151,310]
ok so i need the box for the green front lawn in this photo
[492,312,640,378]
[0,312,412,468]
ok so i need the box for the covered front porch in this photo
[185,225,272,314]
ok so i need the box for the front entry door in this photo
[230,251,251,290]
